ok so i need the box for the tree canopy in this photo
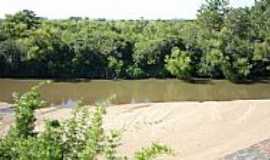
[0,0,269,81]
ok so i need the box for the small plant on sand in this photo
[0,82,172,160]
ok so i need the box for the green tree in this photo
[220,31,253,80]
[107,56,124,79]
[197,0,229,32]
[1,9,40,38]
[22,26,73,77]
[0,7,269,81]
[165,47,193,79]
[199,48,224,77]
[0,39,25,75]
[250,0,270,40]
[224,8,253,40]
[133,37,182,77]
[126,64,145,79]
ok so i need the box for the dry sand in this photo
[1,100,270,160]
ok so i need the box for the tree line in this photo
[0,0,270,81]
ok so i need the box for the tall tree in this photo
[1,10,40,38]
[197,0,229,32]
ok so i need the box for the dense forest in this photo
[0,0,270,81]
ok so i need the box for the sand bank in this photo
[1,100,270,160]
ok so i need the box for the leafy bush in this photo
[134,144,172,160]
[126,65,145,79]
[107,56,124,79]
[221,58,252,81]
[0,83,172,160]
[165,47,193,79]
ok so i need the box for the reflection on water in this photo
[0,79,270,105]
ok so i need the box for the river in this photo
[0,79,270,105]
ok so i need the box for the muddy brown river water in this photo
[0,79,270,105]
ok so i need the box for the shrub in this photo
[165,47,193,79]
[0,83,172,160]
[12,81,47,138]
[134,144,172,160]
[126,65,145,79]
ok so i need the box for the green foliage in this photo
[78,105,105,160]
[197,0,229,32]
[0,39,25,75]
[126,65,145,79]
[165,47,193,79]
[103,130,124,160]
[1,9,40,38]
[0,83,173,160]
[0,0,270,81]
[253,39,270,61]
[12,81,48,138]
[224,8,252,39]
[134,143,173,160]
[250,0,270,40]
[108,56,124,79]
[199,49,224,77]
[221,58,252,81]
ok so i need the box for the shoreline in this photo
[0,77,270,83]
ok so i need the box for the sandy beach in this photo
[1,100,270,160]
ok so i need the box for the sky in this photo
[0,0,254,20]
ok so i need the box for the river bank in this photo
[1,100,270,160]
